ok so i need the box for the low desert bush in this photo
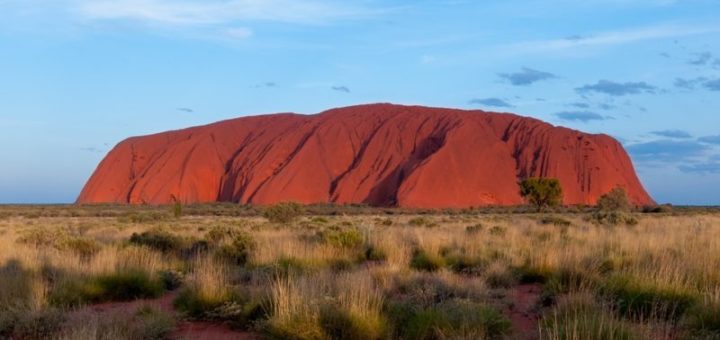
[363,245,387,262]
[16,228,63,247]
[174,286,262,326]
[320,228,363,249]
[158,270,184,291]
[216,232,256,265]
[50,270,164,306]
[443,253,486,276]
[129,230,185,253]
[205,226,244,244]
[264,202,304,224]
[410,249,445,272]
[591,211,639,226]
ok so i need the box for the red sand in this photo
[506,284,543,340]
[78,103,653,207]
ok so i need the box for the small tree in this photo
[596,187,631,212]
[170,195,182,219]
[519,178,563,212]
[593,187,637,226]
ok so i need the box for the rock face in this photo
[78,104,653,208]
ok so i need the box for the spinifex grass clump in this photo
[540,293,640,340]
[265,272,386,340]
[599,274,698,321]
[387,299,510,340]
[410,249,445,272]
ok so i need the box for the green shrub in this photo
[129,230,184,253]
[264,202,304,224]
[95,271,164,301]
[514,263,553,284]
[50,271,164,306]
[592,211,639,226]
[158,270,184,291]
[272,257,317,276]
[597,187,632,212]
[600,274,698,321]
[205,226,243,244]
[410,250,445,272]
[321,228,363,249]
[363,245,387,262]
[216,232,256,265]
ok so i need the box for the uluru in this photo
[77,103,653,208]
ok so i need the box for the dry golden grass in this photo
[0,207,719,339]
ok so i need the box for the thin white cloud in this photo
[503,23,720,54]
[75,0,382,25]
[224,27,253,39]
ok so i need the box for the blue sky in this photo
[1,0,719,205]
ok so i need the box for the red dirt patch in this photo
[173,321,258,340]
[68,292,257,340]
[505,283,542,340]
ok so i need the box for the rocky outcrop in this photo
[77,104,653,208]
